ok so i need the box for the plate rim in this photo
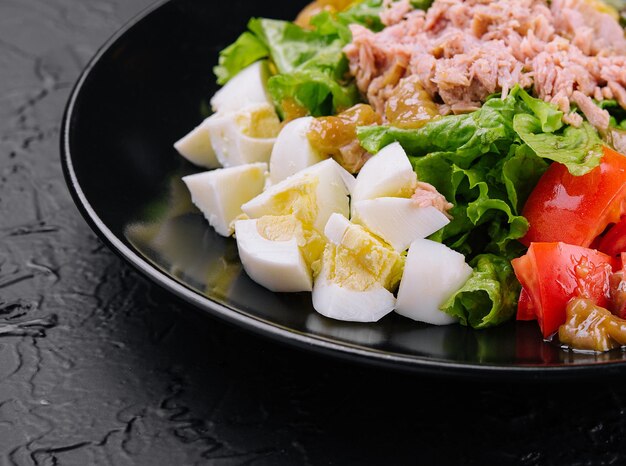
[59,0,626,378]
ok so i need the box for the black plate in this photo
[61,0,626,378]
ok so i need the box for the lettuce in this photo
[358,87,604,258]
[337,0,386,32]
[267,70,359,117]
[213,0,401,117]
[358,86,603,328]
[213,16,356,116]
[514,115,603,176]
[248,18,359,117]
[213,0,430,116]
[516,87,563,132]
[441,254,520,329]
[335,0,434,31]
[248,18,345,76]
[358,95,519,167]
[500,143,550,214]
[411,149,536,257]
[409,0,435,9]
[214,32,269,85]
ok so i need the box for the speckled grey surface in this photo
[2,0,626,465]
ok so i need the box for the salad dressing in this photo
[281,98,309,123]
[384,76,439,129]
[307,104,381,173]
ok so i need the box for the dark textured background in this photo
[2,0,626,464]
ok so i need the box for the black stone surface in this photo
[2,0,626,464]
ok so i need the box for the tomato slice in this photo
[512,243,614,338]
[521,147,626,248]
[516,288,536,321]
[598,216,626,257]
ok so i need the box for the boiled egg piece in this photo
[311,214,404,322]
[206,103,281,167]
[234,216,326,292]
[312,259,396,322]
[173,118,220,169]
[269,117,326,184]
[242,158,352,233]
[175,60,273,167]
[210,61,272,114]
[182,162,267,237]
[322,214,404,291]
[351,142,417,205]
[352,198,450,252]
[395,239,472,325]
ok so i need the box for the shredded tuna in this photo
[563,111,584,127]
[335,139,372,173]
[412,182,454,219]
[343,0,626,130]
[571,91,610,131]
[380,0,413,27]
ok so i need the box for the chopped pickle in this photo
[385,76,439,129]
[307,103,382,173]
[558,298,626,352]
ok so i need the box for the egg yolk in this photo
[257,174,320,226]
[322,222,404,292]
[235,104,281,138]
[256,215,326,269]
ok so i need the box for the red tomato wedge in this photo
[598,216,626,257]
[511,243,614,338]
[516,289,536,321]
[521,147,626,248]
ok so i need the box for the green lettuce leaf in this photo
[411,149,533,256]
[310,11,352,42]
[516,87,563,132]
[214,0,414,116]
[214,32,269,85]
[337,0,386,32]
[357,86,603,328]
[441,254,521,329]
[460,165,530,254]
[334,0,433,31]
[409,0,435,9]
[248,18,345,75]
[358,86,599,260]
[500,144,549,214]
[267,70,359,117]
[358,95,519,167]
[513,114,603,176]
[598,99,620,110]
[225,18,358,116]
[359,90,528,256]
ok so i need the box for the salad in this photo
[173,0,626,352]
